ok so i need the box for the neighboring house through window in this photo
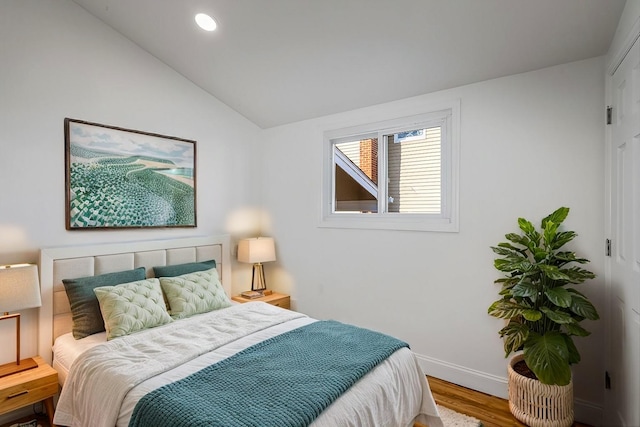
[321,100,459,232]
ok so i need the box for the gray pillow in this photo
[153,260,216,278]
[62,267,146,339]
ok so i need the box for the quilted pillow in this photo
[159,268,231,319]
[153,260,216,278]
[94,278,172,340]
[62,267,146,339]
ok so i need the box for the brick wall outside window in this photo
[359,138,378,185]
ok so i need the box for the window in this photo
[321,101,459,232]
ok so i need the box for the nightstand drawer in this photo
[0,378,58,414]
[0,357,58,417]
[268,295,290,309]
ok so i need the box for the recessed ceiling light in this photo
[195,13,217,31]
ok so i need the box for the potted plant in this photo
[488,207,599,427]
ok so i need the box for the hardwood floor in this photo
[428,376,592,427]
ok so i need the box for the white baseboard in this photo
[574,398,603,426]
[414,352,509,399]
[414,352,603,426]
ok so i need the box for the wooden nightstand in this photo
[232,292,291,309]
[0,356,58,427]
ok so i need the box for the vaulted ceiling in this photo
[72,0,626,128]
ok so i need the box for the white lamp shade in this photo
[238,237,276,264]
[0,264,42,313]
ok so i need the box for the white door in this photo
[605,35,640,427]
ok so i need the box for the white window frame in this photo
[320,100,460,232]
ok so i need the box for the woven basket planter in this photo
[508,354,574,427]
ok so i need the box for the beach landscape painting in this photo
[65,118,196,229]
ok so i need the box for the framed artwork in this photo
[64,118,197,230]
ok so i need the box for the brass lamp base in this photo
[0,357,38,378]
[251,262,268,292]
[0,312,37,378]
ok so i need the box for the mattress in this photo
[53,303,443,427]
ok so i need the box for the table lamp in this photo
[0,263,42,377]
[237,237,276,293]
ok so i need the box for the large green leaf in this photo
[523,331,571,385]
[533,248,548,262]
[566,287,588,298]
[538,264,571,281]
[563,266,596,283]
[545,287,572,308]
[543,220,559,248]
[496,277,519,290]
[564,322,590,337]
[550,231,576,250]
[488,300,527,319]
[518,217,535,235]
[518,298,534,309]
[522,309,543,321]
[512,281,539,298]
[542,207,569,229]
[494,258,517,272]
[563,335,581,365]
[497,242,527,253]
[495,258,532,273]
[554,251,591,265]
[526,240,540,254]
[554,251,576,260]
[569,293,600,320]
[499,321,529,356]
[540,306,575,324]
[518,218,540,245]
[505,233,530,247]
[495,277,518,284]
[491,246,521,257]
[571,257,590,265]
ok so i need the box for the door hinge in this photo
[606,106,612,125]
[605,371,611,389]
[606,239,612,257]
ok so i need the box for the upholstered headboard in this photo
[38,235,232,364]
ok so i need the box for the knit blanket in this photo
[128,320,409,427]
[54,303,305,427]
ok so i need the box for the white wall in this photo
[607,0,640,71]
[0,0,261,388]
[260,57,607,422]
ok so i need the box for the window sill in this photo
[318,213,459,232]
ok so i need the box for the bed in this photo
[38,235,443,427]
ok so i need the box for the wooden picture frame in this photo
[64,118,197,230]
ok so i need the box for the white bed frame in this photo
[38,235,232,365]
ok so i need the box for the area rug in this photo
[8,421,38,427]
[438,404,484,427]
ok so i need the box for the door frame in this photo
[604,15,640,426]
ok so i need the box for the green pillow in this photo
[159,268,231,319]
[153,260,216,278]
[63,267,146,339]
[94,278,173,340]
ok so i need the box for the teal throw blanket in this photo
[129,320,408,427]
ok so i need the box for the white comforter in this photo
[54,302,443,427]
